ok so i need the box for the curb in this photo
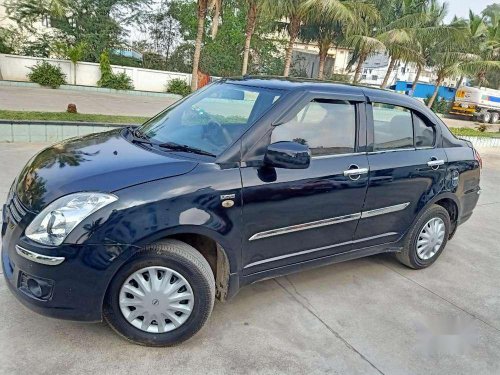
[0,120,136,127]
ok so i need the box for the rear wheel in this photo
[396,205,450,269]
[104,239,215,346]
[490,112,499,124]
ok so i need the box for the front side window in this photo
[271,99,356,156]
[414,114,436,148]
[140,83,283,156]
[372,103,413,151]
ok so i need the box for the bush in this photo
[99,72,134,90]
[424,96,452,114]
[97,51,134,90]
[166,78,191,97]
[28,61,66,88]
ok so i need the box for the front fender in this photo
[66,163,243,274]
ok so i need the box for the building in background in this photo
[290,41,351,78]
[358,53,461,88]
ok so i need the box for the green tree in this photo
[262,0,309,77]
[242,0,264,75]
[300,0,379,80]
[7,0,147,62]
[58,41,87,85]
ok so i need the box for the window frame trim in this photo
[270,92,366,158]
[368,101,415,153]
[412,111,437,150]
[367,101,440,154]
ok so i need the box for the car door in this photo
[353,98,447,248]
[240,92,369,274]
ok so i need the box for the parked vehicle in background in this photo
[450,86,500,123]
[2,77,481,347]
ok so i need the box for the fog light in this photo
[18,272,54,301]
[27,278,42,298]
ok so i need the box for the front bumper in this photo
[2,202,139,322]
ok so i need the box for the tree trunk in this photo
[477,71,486,87]
[411,64,422,92]
[380,57,397,88]
[210,0,221,39]
[191,1,207,91]
[455,75,464,89]
[427,75,443,108]
[242,1,258,76]
[317,41,330,80]
[283,16,300,77]
[353,50,368,84]
[73,62,77,85]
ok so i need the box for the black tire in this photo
[481,111,492,124]
[396,205,451,269]
[104,239,215,347]
[490,112,499,124]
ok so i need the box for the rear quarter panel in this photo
[443,145,480,223]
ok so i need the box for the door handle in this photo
[427,159,444,169]
[343,166,369,180]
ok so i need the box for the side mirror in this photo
[264,141,311,169]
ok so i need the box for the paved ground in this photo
[0,143,499,374]
[0,85,483,128]
[0,86,177,117]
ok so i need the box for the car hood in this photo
[15,129,198,212]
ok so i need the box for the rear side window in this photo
[413,114,435,148]
[372,103,413,151]
[271,99,356,156]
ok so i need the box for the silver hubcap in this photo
[119,266,194,333]
[416,217,445,260]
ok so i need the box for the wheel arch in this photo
[103,226,239,311]
[418,192,460,239]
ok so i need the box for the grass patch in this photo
[0,110,148,124]
[450,127,500,138]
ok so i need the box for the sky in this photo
[444,0,498,22]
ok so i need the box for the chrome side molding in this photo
[361,202,410,219]
[249,202,410,241]
[15,245,65,266]
[249,213,361,241]
[244,232,398,269]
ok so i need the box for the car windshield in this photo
[139,82,283,156]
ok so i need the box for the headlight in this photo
[25,192,117,246]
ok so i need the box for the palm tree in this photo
[65,42,87,85]
[209,0,222,39]
[427,52,500,108]
[452,11,489,88]
[191,0,225,90]
[301,0,379,80]
[409,0,450,92]
[242,0,263,75]
[263,0,309,77]
[350,34,385,84]
[191,0,209,91]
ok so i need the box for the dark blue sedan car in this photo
[2,77,481,346]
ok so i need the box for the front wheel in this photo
[481,111,492,124]
[104,239,215,346]
[396,205,450,269]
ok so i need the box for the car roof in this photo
[223,76,422,106]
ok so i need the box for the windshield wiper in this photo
[158,142,216,157]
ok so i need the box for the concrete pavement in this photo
[0,86,177,117]
[0,143,499,374]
